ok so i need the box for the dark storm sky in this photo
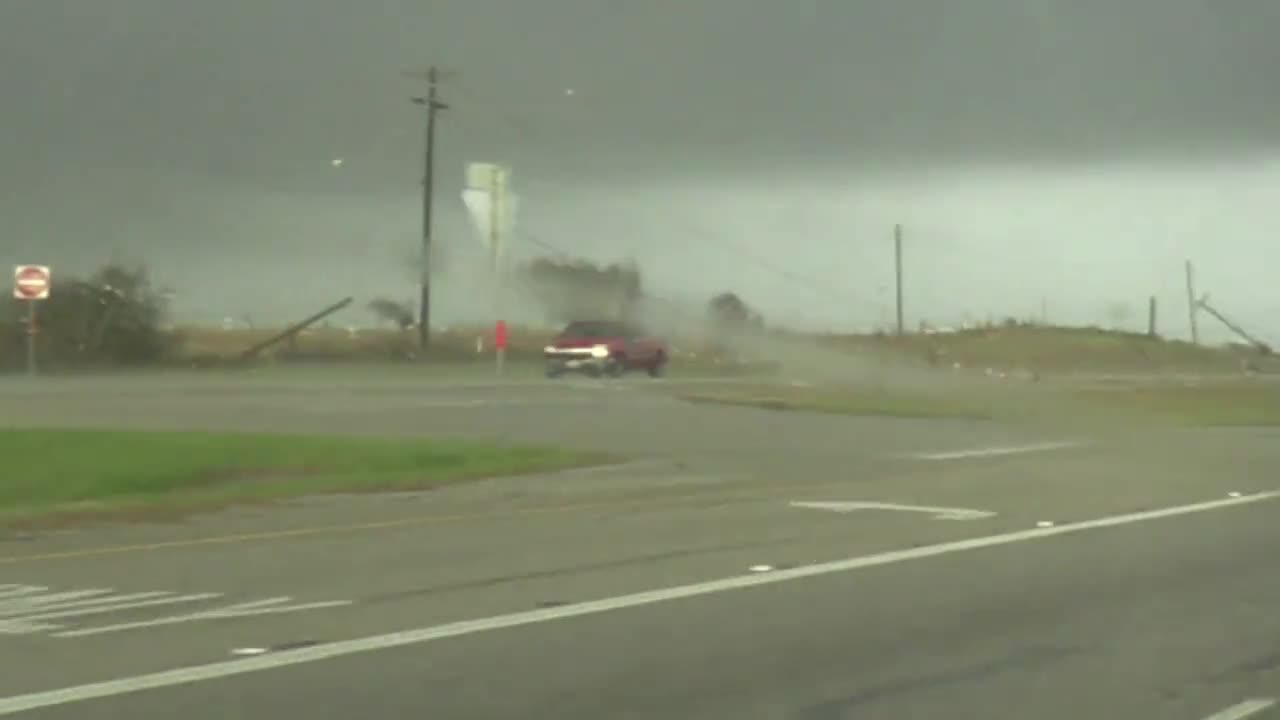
[3,1,1280,335]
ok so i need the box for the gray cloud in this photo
[7,0,1280,182]
[3,1,1279,338]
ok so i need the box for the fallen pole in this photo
[239,297,354,361]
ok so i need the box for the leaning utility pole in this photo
[407,66,451,352]
[1197,295,1272,354]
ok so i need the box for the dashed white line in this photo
[1201,699,1276,720]
[910,441,1082,461]
[0,490,1274,716]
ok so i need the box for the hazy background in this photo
[3,0,1279,341]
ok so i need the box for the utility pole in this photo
[1184,259,1200,345]
[407,66,451,353]
[894,224,905,335]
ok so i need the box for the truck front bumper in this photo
[544,352,612,374]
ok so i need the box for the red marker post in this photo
[494,319,508,376]
[13,265,51,376]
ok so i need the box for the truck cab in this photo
[543,320,668,378]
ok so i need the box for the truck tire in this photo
[648,353,667,378]
[606,355,626,377]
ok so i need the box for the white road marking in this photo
[1201,699,1276,720]
[790,501,995,521]
[0,591,170,618]
[0,594,222,635]
[0,589,115,615]
[0,586,46,601]
[910,441,1082,461]
[0,584,353,638]
[0,490,1274,715]
[54,597,354,638]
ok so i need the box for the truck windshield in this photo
[560,321,626,338]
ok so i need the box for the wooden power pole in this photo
[894,224,904,335]
[1184,260,1200,345]
[407,66,451,353]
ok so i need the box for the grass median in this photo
[1072,382,1280,427]
[677,387,997,421]
[0,429,613,525]
[673,379,1280,427]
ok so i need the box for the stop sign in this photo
[13,265,51,301]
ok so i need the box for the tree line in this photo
[0,256,761,370]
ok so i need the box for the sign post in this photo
[489,165,509,376]
[494,319,508,376]
[13,265,51,376]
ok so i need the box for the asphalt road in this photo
[1,367,1278,718]
[5,493,1280,719]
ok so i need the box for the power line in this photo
[441,78,883,322]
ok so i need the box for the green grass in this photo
[676,388,996,421]
[675,380,1280,427]
[1073,383,1280,427]
[0,429,611,524]
[822,325,1278,375]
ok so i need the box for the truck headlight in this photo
[590,344,609,358]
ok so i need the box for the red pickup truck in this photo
[543,320,669,378]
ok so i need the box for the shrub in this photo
[1,263,177,370]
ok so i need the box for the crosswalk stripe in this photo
[0,590,115,616]
[0,586,48,601]
[0,592,172,618]
[0,593,223,634]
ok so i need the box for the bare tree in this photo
[368,298,415,331]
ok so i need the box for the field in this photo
[813,324,1278,376]
[171,322,1278,376]
[171,324,760,372]
[163,321,1280,429]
